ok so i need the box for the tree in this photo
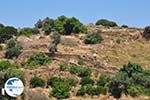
[0,23,4,30]
[96,19,118,27]
[63,17,87,35]
[35,19,42,28]
[121,25,128,28]
[5,38,22,59]
[26,53,52,68]
[48,32,61,54]
[18,28,39,36]
[42,17,54,35]
[143,26,150,40]
[0,26,18,43]
[54,16,67,34]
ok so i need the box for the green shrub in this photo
[59,62,68,71]
[30,76,45,88]
[54,16,67,34]
[18,28,39,36]
[47,76,63,87]
[80,77,94,86]
[69,64,92,77]
[5,47,22,59]
[0,26,18,43]
[76,86,86,96]
[51,81,71,99]
[5,38,22,59]
[35,16,87,35]
[97,74,110,86]
[85,85,107,96]
[127,85,142,97]
[109,62,150,98]
[63,17,87,35]
[48,76,76,99]
[42,17,55,35]
[95,19,118,27]
[65,78,78,86]
[0,60,19,71]
[84,32,103,44]
[120,62,143,78]
[143,26,150,40]
[26,53,52,68]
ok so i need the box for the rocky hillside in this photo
[0,20,150,100]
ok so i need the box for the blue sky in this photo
[0,0,149,28]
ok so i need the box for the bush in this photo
[30,76,45,88]
[84,32,103,44]
[6,38,17,49]
[59,62,68,71]
[120,62,143,78]
[143,26,150,40]
[85,85,107,96]
[63,17,87,35]
[47,76,63,87]
[5,47,22,59]
[0,26,18,43]
[47,76,77,87]
[121,25,128,28]
[54,16,67,34]
[35,16,87,35]
[48,76,76,99]
[96,19,118,27]
[80,77,94,86]
[109,62,150,98]
[51,81,71,99]
[26,53,52,68]
[127,85,142,97]
[77,85,107,96]
[0,60,19,71]
[5,38,22,59]
[76,86,86,96]
[69,64,92,77]
[18,28,39,36]
[97,74,110,86]
[65,78,78,86]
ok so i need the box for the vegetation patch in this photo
[48,76,77,99]
[96,19,118,27]
[84,32,103,44]
[0,60,19,71]
[26,53,52,68]
[30,76,45,88]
